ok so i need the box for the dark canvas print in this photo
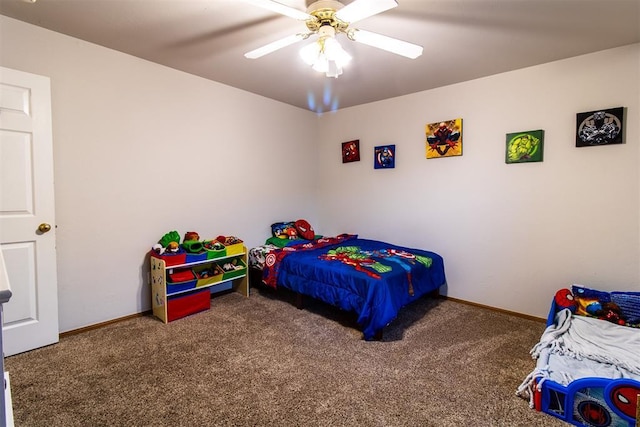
[342,140,360,163]
[576,107,624,147]
[374,145,395,169]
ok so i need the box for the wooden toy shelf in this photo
[150,247,249,323]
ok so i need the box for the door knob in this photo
[38,223,52,233]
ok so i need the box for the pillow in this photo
[571,285,611,317]
[572,285,640,327]
[294,219,315,240]
[271,222,297,240]
[611,291,640,326]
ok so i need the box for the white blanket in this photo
[516,309,640,406]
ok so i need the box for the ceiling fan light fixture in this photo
[299,34,351,78]
[244,0,421,77]
[325,61,343,78]
[323,36,351,63]
[300,41,321,66]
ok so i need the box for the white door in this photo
[0,66,59,356]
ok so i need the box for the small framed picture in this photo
[506,130,544,164]
[576,107,624,147]
[342,140,360,163]
[374,144,395,169]
[426,118,463,159]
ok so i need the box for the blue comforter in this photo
[263,235,446,339]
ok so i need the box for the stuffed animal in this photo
[595,302,626,326]
[181,231,203,253]
[215,235,242,245]
[285,228,298,239]
[159,231,181,252]
[184,231,199,242]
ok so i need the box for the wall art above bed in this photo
[576,106,624,147]
[374,144,395,169]
[506,129,544,164]
[426,118,463,159]
[342,139,360,163]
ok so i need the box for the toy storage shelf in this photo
[150,247,249,324]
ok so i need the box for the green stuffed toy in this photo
[182,231,203,253]
[159,231,181,253]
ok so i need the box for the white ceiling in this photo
[1,0,639,113]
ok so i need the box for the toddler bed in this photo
[249,221,446,340]
[517,285,640,427]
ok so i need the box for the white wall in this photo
[2,15,638,332]
[316,44,640,319]
[0,16,319,332]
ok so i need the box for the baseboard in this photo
[439,295,546,323]
[59,295,545,337]
[59,310,152,338]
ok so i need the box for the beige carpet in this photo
[5,287,567,426]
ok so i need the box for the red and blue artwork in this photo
[342,139,360,163]
[374,144,395,169]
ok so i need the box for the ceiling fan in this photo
[243,0,423,78]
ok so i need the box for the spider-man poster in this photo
[426,118,463,159]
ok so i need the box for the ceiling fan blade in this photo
[244,33,307,59]
[242,0,312,21]
[350,29,423,59]
[335,0,398,24]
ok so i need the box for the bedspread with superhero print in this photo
[262,234,446,340]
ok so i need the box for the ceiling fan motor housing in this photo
[306,0,344,13]
[305,0,349,34]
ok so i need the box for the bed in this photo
[248,223,446,340]
[517,285,640,427]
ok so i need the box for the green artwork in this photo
[506,129,544,164]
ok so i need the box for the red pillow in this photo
[294,219,315,240]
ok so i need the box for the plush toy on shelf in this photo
[182,231,203,253]
[153,230,181,254]
[215,235,243,245]
[184,231,199,241]
[222,259,240,271]
[203,240,225,251]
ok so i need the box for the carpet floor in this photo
[5,287,568,426]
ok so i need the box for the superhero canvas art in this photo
[342,139,360,163]
[506,129,544,164]
[374,144,395,169]
[576,107,624,147]
[426,118,463,159]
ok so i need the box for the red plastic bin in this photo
[167,289,210,322]
[150,250,187,267]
